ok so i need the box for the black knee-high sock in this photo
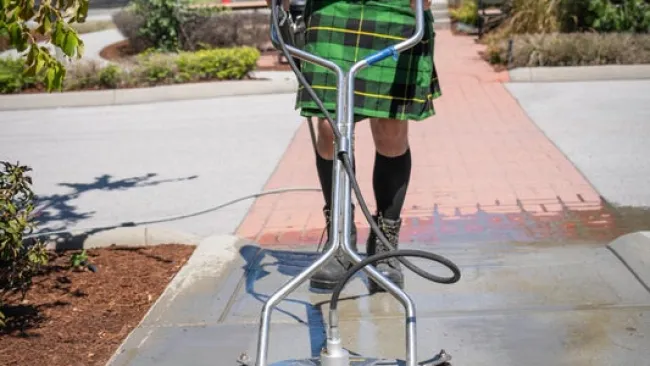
[316,152,356,209]
[373,149,412,220]
[316,153,334,209]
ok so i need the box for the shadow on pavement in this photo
[28,173,197,250]
[239,244,372,358]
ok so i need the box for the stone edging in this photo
[0,71,298,111]
[508,64,650,83]
[38,225,202,251]
[607,231,650,294]
[4,64,649,111]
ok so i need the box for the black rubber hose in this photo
[339,154,460,284]
[330,249,461,311]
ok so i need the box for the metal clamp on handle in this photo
[270,6,297,49]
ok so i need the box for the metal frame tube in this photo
[257,3,426,365]
[255,45,345,366]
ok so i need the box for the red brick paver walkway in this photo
[237,30,617,246]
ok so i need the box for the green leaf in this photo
[7,22,21,44]
[53,64,65,90]
[45,67,56,91]
[62,32,78,57]
[35,53,46,74]
[42,15,52,35]
[53,20,65,46]
[76,38,84,58]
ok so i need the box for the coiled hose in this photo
[270,1,461,309]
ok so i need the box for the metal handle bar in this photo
[257,3,430,366]
[270,0,425,78]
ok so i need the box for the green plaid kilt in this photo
[295,0,442,122]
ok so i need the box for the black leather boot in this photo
[366,214,404,292]
[310,206,358,290]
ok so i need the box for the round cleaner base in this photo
[270,358,400,365]
[268,351,451,366]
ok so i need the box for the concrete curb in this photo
[508,65,650,83]
[0,71,298,111]
[607,231,650,293]
[37,226,202,251]
[106,234,250,366]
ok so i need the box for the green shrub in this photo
[112,6,270,54]
[486,32,650,67]
[450,0,479,25]
[176,47,260,80]
[0,47,260,94]
[135,52,179,84]
[0,58,40,94]
[99,64,122,88]
[132,0,189,52]
[588,0,650,33]
[0,162,48,327]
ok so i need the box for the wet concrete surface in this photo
[255,197,650,248]
[110,240,650,366]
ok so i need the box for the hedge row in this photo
[0,47,260,94]
[485,32,650,67]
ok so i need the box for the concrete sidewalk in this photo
[108,237,650,366]
[506,80,650,208]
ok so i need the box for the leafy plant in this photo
[175,47,260,80]
[0,0,89,91]
[0,57,40,93]
[1,47,261,94]
[132,0,190,52]
[450,0,479,25]
[588,0,650,33]
[70,249,88,269]
[0,161,48,327]
[113,6,269,53]
[98,64,122,88]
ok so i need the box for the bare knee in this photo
[316,118,335,159]
[370,118,409,157]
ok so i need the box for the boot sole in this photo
[309,278,339,290]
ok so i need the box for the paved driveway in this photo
[0,93,303,238]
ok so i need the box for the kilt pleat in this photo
[294,0,442,122]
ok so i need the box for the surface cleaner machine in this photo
[243,1,463,365]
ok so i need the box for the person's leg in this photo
[315,117,334,208]
[310,118,358,290]
[367,117,411,291]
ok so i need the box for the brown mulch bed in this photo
[99,39,139,63]
[0,244,195,366]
